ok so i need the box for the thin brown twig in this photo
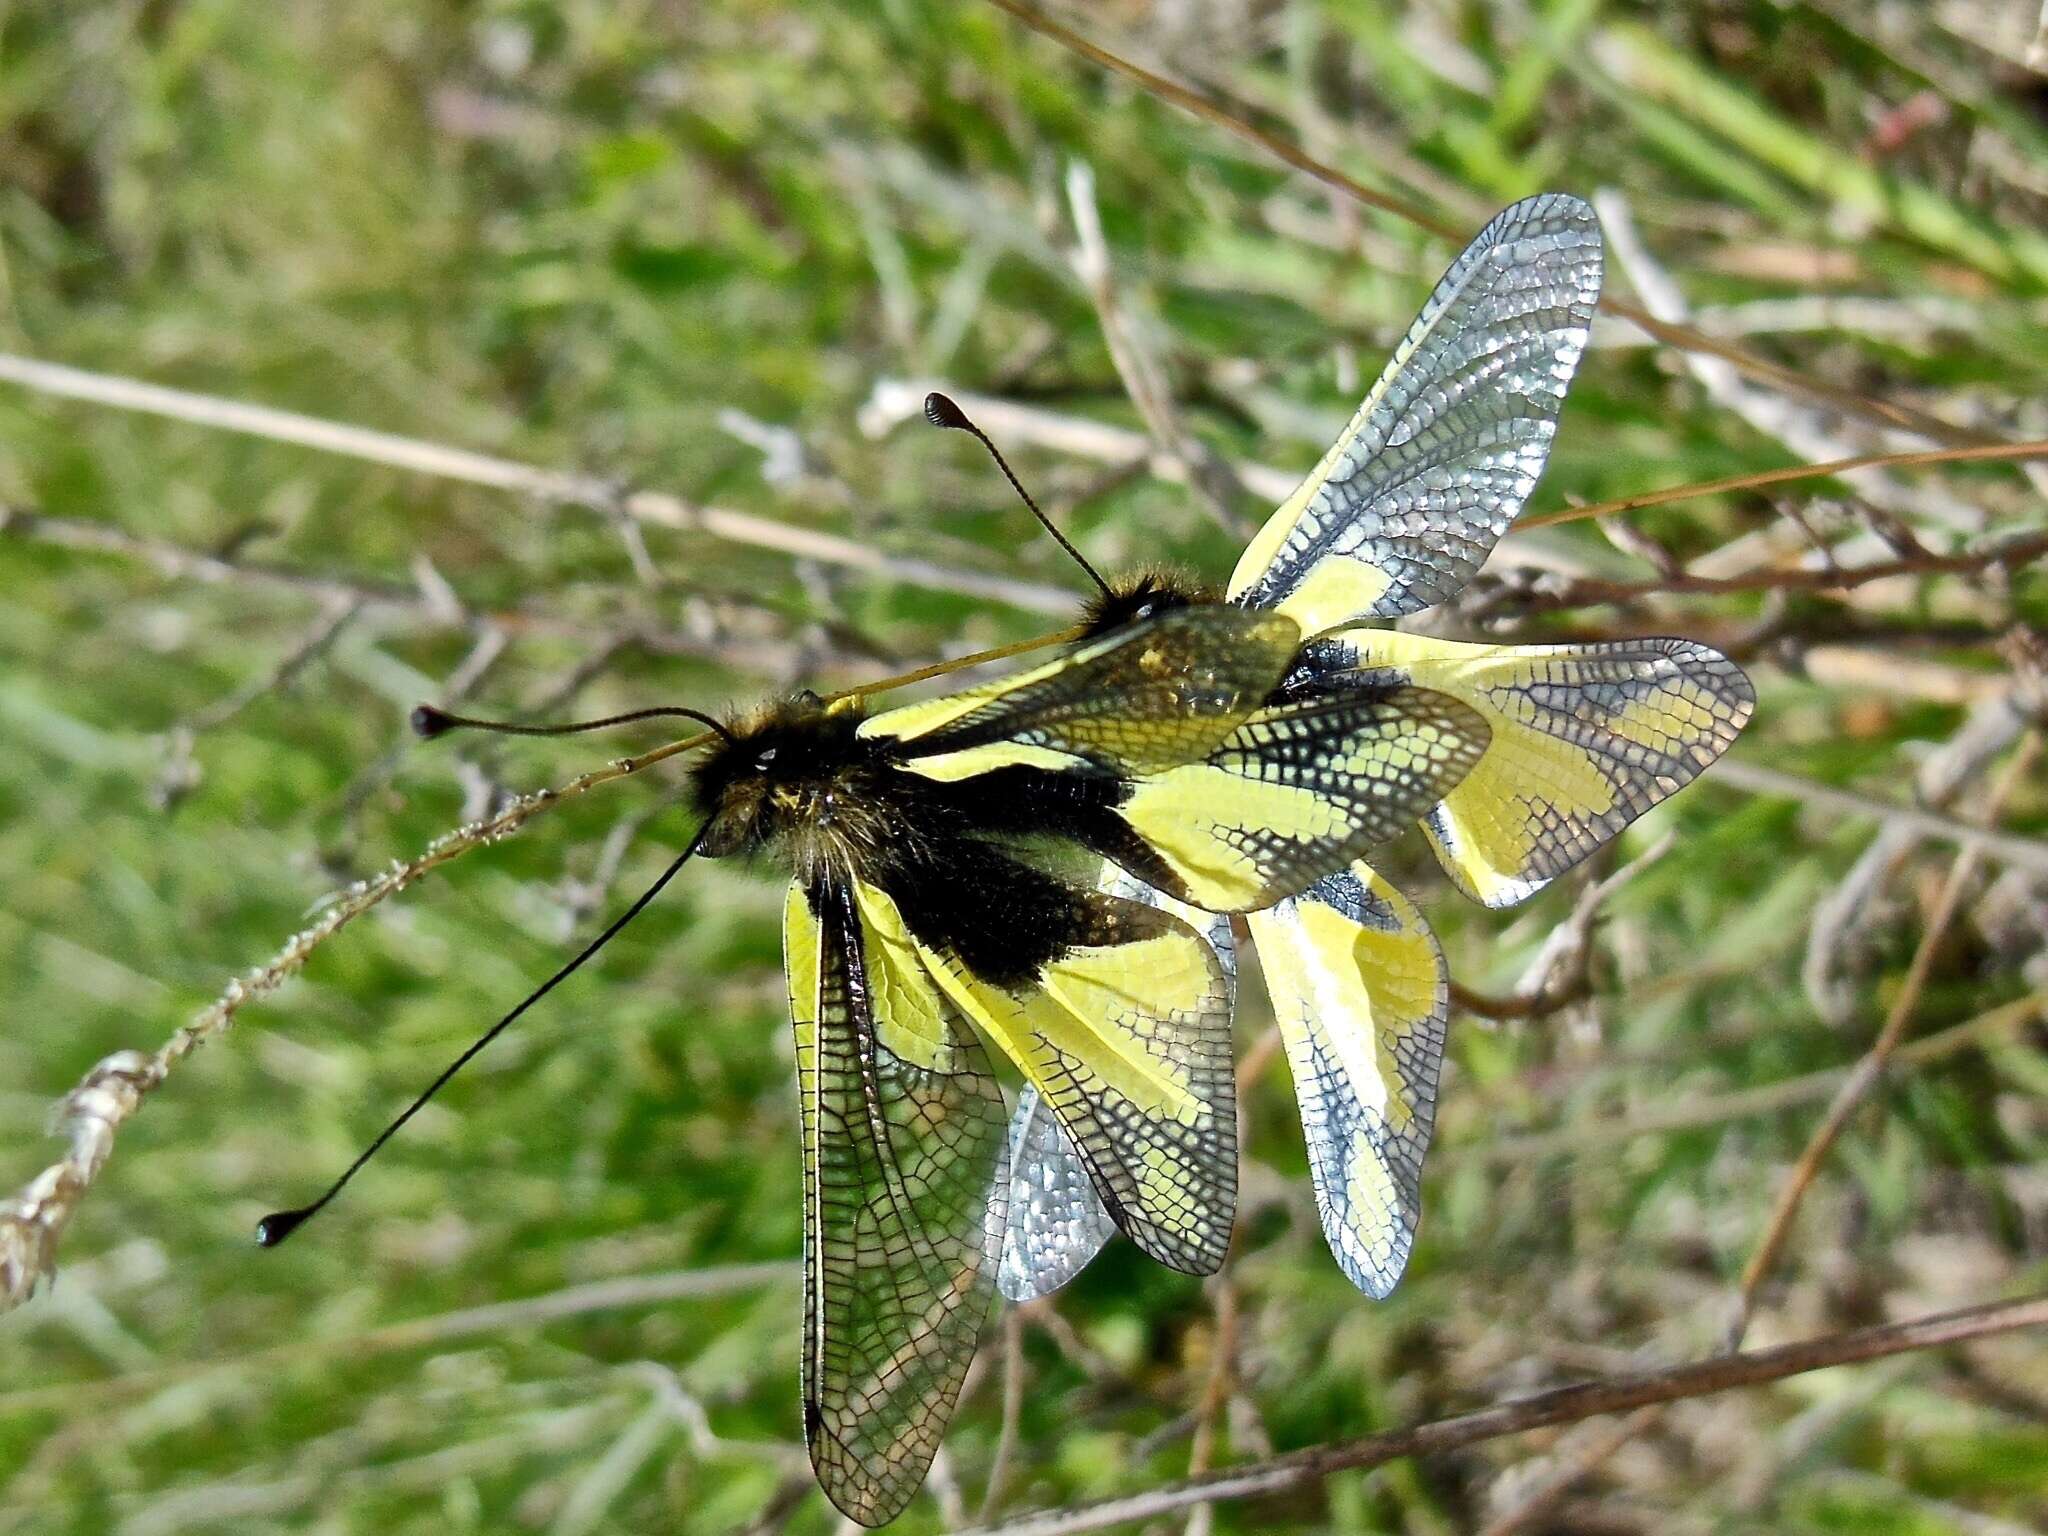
[1181,1278,1239,1536]
[980,0,2000,452]
[1727,734,2042,1344]
[1519,440,2048,531]
[947,1292,2048,1536]
[979,1309,1029,1522]
[1449,980,1592,1021]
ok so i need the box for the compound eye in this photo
[754,745,779,771]
[1134,599,1158,620]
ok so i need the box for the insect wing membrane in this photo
[1228,193,1603,634]
[864,605,1300,778]
[1340,630,1755,906]
[785,879,1008,1527]
[1246,864,1446,1298]
[918,893,1239,1276]
[996,872,1235,1301]
[995,1085,1117,1302]
[1115,683,1490,911]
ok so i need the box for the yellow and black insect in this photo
[259,599,1488,1524]
[935,193,1756,1306]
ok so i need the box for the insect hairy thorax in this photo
[688,689,1159,990]
[1078,567,1212,638]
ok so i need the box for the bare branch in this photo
[1522,439,2048,533]
[1524,527,2048,607]
[950,1292,2048,1536]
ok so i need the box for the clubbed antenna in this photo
[411,703,733,745]
[257,825,712,1248]
[924,391,1112,600]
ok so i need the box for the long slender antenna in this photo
[256,825,712,1248]
[924,391,1113,600]
[412,703,734,744]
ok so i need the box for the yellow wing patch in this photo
[850,880,987,1072]
[1261,554,1392,639]
[916,898,1238,1275]
[893,740,1085,784]
[1341,630,1755,906]
[1117,685,1489,911]
[994,866,1239,1302]
[1246,863,1446,1299]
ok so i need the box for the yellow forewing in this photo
[1116,685,1489,911]
[862,605,1300,776]
[914,900,1238,1275]
[1247,865,1445,1299]
[1228,194,1602,633]
[1343,630,1755,906]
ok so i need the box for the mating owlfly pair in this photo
[260,195,1751,1525]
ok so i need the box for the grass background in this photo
[3,2,2046,1532]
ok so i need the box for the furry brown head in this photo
[687,692,887,875]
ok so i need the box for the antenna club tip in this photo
[923,392,972,431]
[410,704,456,739]
[255,1208,311,1248]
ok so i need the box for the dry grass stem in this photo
[0,354,1076,617]
[1,779,596,1312]
[1465,991,2046,1168]
[1728,734,2043,1342]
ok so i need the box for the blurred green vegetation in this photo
[2,3,2045,1533]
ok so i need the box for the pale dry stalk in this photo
[0,771,619,1311]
